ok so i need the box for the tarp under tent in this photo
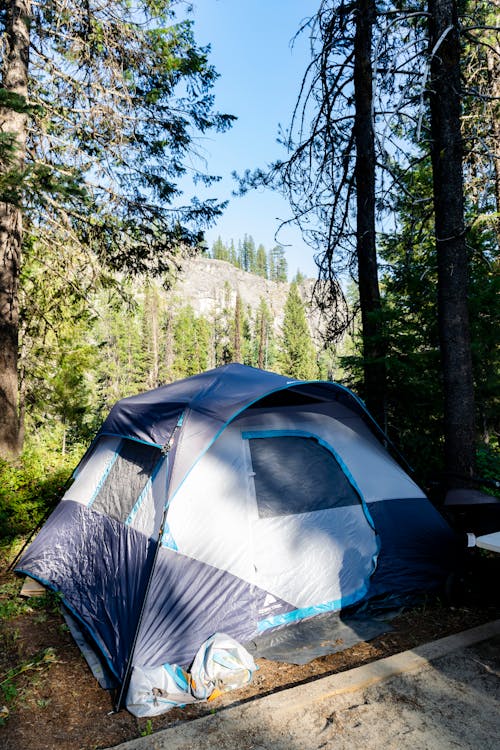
[16,364,456,715]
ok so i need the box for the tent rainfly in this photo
[16,364,456,715]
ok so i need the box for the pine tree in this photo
[172,305,210,378]
[228,240,238,266]
[278,282,318,379]
[242,235,257,272]
[0,0,233,455]
[233,293,243,363]
[141,283,161,390]
[269,245,288,282]
[255,244,268,278]
[255,297,273,369]
[212,236,229,261]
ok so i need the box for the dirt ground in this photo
[1,554,499,750]
[113,629,500,750]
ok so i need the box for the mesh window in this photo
[248,436,360,518]
[91,440,162,523]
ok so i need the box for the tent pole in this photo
[114,415,184,713]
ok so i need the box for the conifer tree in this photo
[212,236,229,261]
[242,235,257,272]
[233,293,243,363]
[172,305,210,378]
[228,240,238,266]
[255,297,273,369]
[256,244,268,278]
[279,282,318,379]
[269,245,288,282]
[0,0,233,455]
[141,284,161,390]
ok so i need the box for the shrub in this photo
[0,441,83,544]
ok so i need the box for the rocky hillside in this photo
[170,256,323,338]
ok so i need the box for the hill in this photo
[171,256,323,341]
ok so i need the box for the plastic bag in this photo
[126,633,257,717]
[190,632,257,701]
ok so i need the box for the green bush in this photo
[477,438,500,497]
[0,441,83,544]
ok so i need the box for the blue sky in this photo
[185,0,320,278]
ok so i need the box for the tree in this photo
[212,236,229,261]
[233,292,242,363]
[268,245,288,282]
[237,2,386,418]
[255,297,274,370]
[279,282,318,379]
[241,234,256,272]
[428,0,476,483]
[0,0,29,456]
[0,0,233,456]
[380,156,499,483]
[353,0,386,426]
[172,305,210,378]
[255,243,268,278]
[461,0,500,243]
[240,0,494,480]
[141,283,162,391]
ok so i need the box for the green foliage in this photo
[0,581,60,623]
[476,440,500,496]
[172,305,211,378]
[0,444,79,543]
[19,1,236,277]
[278,282,318,380]
[208,235,290,282]
[240,235,256,273]
[268,245,288,282]
[140,719,154,736]
[212,236,230,262]
[353,157,500,485]
[255,244,268,278]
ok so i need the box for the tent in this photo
[16,364,456,713]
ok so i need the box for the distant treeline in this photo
[206,235,289,282]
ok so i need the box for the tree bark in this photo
[353,0,386,427]
[0,0,30,457]
[428,0,476,485]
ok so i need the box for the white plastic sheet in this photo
[126,633,257,717]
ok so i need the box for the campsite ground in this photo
[1,549,500,750]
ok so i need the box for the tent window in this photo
[248,435,360,518]
[91,440,162,523]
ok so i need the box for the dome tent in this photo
[16,364,455,714]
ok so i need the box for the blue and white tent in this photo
[17,364,455,714]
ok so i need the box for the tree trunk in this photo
[0,0,30,457]
[428,0,476,485]
[353,0,386,427]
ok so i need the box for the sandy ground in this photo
[109,622,500,750]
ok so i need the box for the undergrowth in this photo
[0,439,84,545]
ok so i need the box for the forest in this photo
[0,0,499,741]
[0,2,498,560]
